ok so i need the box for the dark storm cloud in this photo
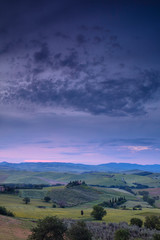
[55,32,70,39]
[2,69,160,116]
[34,43,50,63]
[0,42,12,55]
[0,0,160,118]
[58,50,79,68]
[76,34,88,45]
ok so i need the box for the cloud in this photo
[55,32,70,39]
[76,34,88,45]
[1,67,160,117]
[0,42,12,55]
[34,43,50,63]
[0,3,159,118]
[126,146,151,152]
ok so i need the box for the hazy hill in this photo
[1,161,160,173]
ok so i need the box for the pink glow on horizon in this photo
[25,159,63,163]
[0,144,115,164]
[0,143,160,165]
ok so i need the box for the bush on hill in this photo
[130,218,143,227]
[0,206,14,217]
[44,196,51,202]
[144,215,160,230]
[28,216,67,240]
[133,205,142,210]
[114,229,130,240]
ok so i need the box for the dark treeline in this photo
[99,197,126,208]
[66,180,87,188]
[0,183,62,194]
[139,191,155,206]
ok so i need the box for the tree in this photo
[23,197,30,204]
[66,221,92,240]
[28,216,67,240]
[144,215,160,230]
[130,218,143,227]
[44,196,51,202]
[81,210,84,216]
[114,229,130,240]
[91,205,106,220]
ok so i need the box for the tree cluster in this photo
[130,218,143,227]
[27,215,160,240]
[99,197,126,208]
[144,215,160,230]
[132,204,142,210]
[139,191,155,206]
[66,180,86,188]
[44,196,51,202]
[28,216,92,240]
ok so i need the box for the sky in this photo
[0,0,160,165]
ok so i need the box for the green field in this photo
[0,184,155,223]
[0,193,159,224]
[1,169,160,188]
[1,169,160,240]
[18,185,137,207]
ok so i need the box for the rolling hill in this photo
[1,161,160,173]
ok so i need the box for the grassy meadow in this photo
[1,169,160,188]
[0,186,158,224]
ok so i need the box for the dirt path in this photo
[0,215,32,240]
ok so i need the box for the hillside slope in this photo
[1,161,160,173]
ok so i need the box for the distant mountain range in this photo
[1,161,160,173]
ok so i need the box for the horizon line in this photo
[0,161,159,166]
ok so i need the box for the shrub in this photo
[130,218,143,227]
[44,196,51,202]
[144,215,160,230]
[114,229,130,240]
[91,205,106,220]
[0,206,14,217]
[28,216,67,240]
[153,234,160,240]
[23,197,30,204]
[66,221,92,240]
[133,205,142,210]
[52,204,56,208]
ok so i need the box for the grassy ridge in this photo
[1,169,160,188]
[18,185,137,206]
